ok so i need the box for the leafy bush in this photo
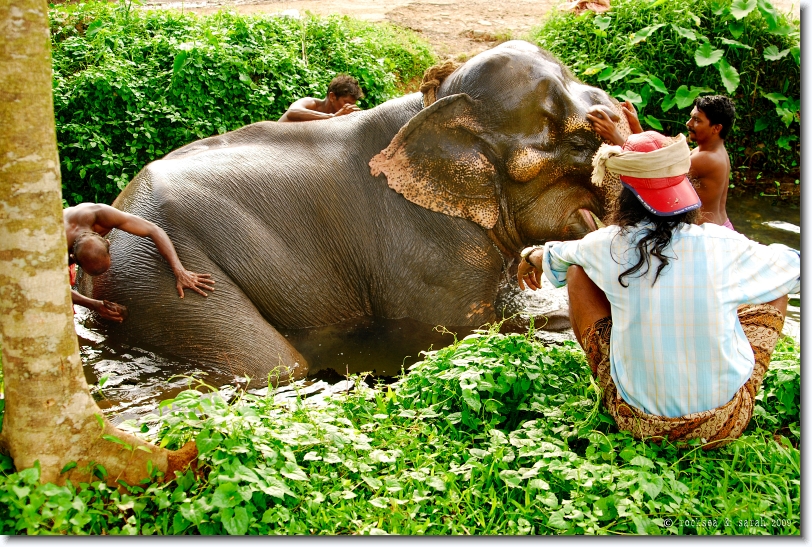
[0,327,799,535]
[530,0,800,175]
[50,2,436,205]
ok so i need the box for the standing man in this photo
[587,95,736,228]
[65,203,215,322]
[278,75,364,122]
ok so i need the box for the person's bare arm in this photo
[71,289,127,322]
[279,98,332,122]
[279,97,360,122]
[92,205,215,298]
[620,100,644,134]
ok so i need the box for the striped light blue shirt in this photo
[542,222,800,417]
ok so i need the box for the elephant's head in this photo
[370,40,629,258]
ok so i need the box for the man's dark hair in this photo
[73,231,110,275]
[694,95,736,139]
[328,75,364,100]
[608,187,701,287]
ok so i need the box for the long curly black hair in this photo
[608,187,701,287]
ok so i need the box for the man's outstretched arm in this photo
[92,205,215,298]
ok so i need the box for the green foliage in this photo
[530,0,800,174]
[0,328,799,534]
[50,2,436,205]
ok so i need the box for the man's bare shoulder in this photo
[689,147,727,178]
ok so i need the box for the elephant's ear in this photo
[369,94,499,229]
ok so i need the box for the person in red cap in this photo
[516,131,799,448]
[587,95,736,229]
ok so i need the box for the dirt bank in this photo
[141,0,801,62]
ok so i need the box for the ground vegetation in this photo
[0,326,800,534]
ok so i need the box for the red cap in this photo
[619,132,701,216]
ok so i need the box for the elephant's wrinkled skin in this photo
[81,41,626,384]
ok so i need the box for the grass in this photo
[0,324,799,535]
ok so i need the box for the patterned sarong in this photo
[581,303,785,449]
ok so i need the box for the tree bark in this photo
[0,0,195,486]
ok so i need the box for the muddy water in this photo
[78,195,800,423]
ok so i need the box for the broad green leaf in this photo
[86,20,104,38]
[280,462,308,481]
[172,51,189,77]
[790,46,800,65]
[369,497,389,509]
[548,509,571,530]
[776,135,797,149]
[762,92,788,104]
[763,45,790,61]
[695,42,724,67]
[661,94,677,112]
[608,66,637,83]
[639,475,664,500]
[60,461,78,474]
[196,428,222,454]
[720,37,753,49]
[730,0,757,19]
[102,434,133,451]
[597,66,614,81]
[643,115,663,130]
[222,506,249,535]
[672,25,697,41]
[212,483,240,509]
[729,21,745,39]
[582,62,608,76]
[674,85,714,109]
[595,15,611,30]
[619,446,637,462]
[616,90,642,105]
[362,475,383,490]
[594,496,618,521]
[630,455,655,468]
[426,475,447,491]
[631,24,665,44]
[716,58,740,93]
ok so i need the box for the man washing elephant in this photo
[278,75,364,122]
[65,203,215,322]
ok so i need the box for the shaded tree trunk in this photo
[0,0,195,486]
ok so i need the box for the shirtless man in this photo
[586,95,736,227]
[277,74,363,122]
[65,203,215,322]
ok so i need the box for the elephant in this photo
[80,40,629,385]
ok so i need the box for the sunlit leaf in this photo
[763,45,790,61]
[631,23,665,44]
[716,58,740,93]
[643,115,663,130]
[695,42,724,67]
[672,25,697,41]
[661,94,677,112]
[594,15,611,30]
[761,92,788,104]
[730,0,757,19]
[720,37,753,49]
[729,21,746,39]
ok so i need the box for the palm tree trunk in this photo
[0,0,195,486]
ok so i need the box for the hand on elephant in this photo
[620,100,644,135]
[586,106,625,146]
[95,299,128,323]
[174,269,216,298]
[517,251,544,291]
[335,103,361,117]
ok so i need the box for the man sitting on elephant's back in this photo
[278,75,364,122]
[65,203,215,322]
